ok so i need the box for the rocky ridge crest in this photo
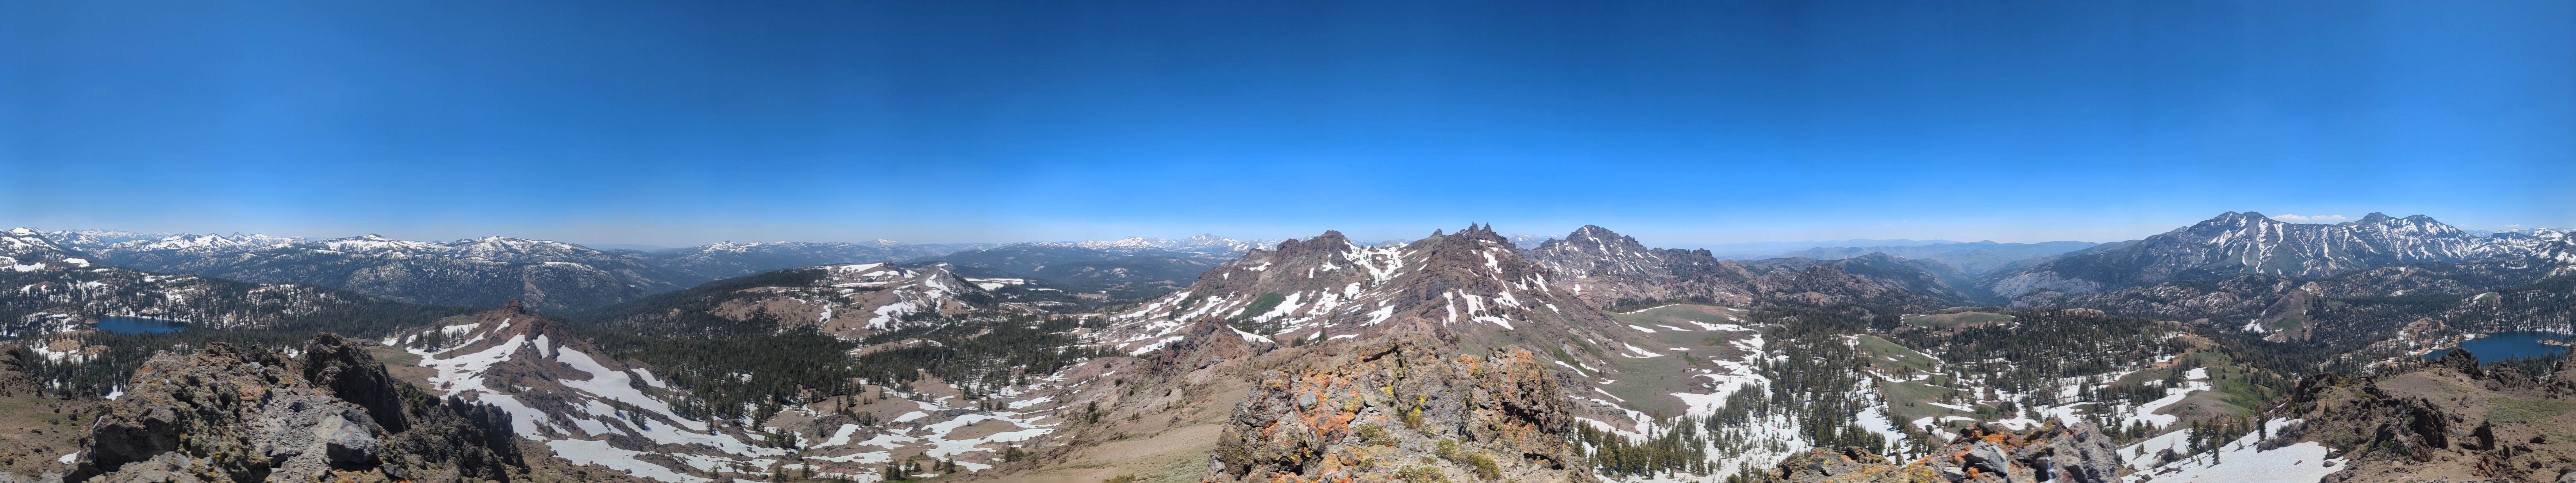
[70,335,520,483]
[1770,423,2124,483]
[1209,340,1588,483]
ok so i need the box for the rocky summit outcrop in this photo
[69,336,520,483]
[2277,357,2576,483]
[1771,423,2124,483]
[1208,340,1589,483]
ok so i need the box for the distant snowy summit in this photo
[1044,234,1276,256]
[10,227,1283,311]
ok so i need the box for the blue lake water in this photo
[95,317,186,334]
[2421,331,2572,360]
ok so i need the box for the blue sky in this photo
[4,1,2570,248]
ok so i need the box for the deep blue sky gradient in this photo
[4,1,2571,247]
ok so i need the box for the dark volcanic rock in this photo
[299,334,409,433]
[2431,348,2484,380]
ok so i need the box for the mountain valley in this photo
[0,213,2570,483]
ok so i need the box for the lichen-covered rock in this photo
[69,335,523,483]
[1773,447,1935,483]
[72,342,381,483]
[1772,423,2125,483]
[2285,373,2458,461]
[1208,340,1589,483]
[299,334,409,434]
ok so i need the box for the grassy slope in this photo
[1586,305,1756,418]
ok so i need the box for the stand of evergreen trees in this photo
[0,270,479,397]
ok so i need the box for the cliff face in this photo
[1770,423,2125,483]
[70,335,521,483]
[1209,340,1589,483]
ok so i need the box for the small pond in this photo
[2421,331,2572,360]
[95,317,186,334]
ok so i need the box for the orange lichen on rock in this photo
[1210,340,1587,483]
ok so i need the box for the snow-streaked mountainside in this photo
[1985,211,2561,300]
[647,240,963,283]
[388,305,797,483]
[313,234,627,263]
[90,233,306,259]
[2,228,80,267]
[1100,225,1635,362]
[25,228,1260,312]
[34,229,177,252]
[383,302,1133,483]
[576,262,1070,339]
[1061,234,1274,256]
[1523,225,1763,307]
[1524,225,1972,310]
[90,235,683,312]
[0,261,429,336]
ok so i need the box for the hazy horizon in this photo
[10,209,2555,253]
[7,1,2571,247]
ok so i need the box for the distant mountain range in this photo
[12,228,1276,312]
[1773,240,2098,276]
[8,212,2576,483]
[1981,211,2566,302]
[21,215,2565,314]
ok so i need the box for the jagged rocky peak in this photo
[72,335,522,483]
[1556,224,1648,251]
[1101,224,1626,360]
[1525,225,1758,308]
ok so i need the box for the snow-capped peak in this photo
[1052,234,1275,255]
